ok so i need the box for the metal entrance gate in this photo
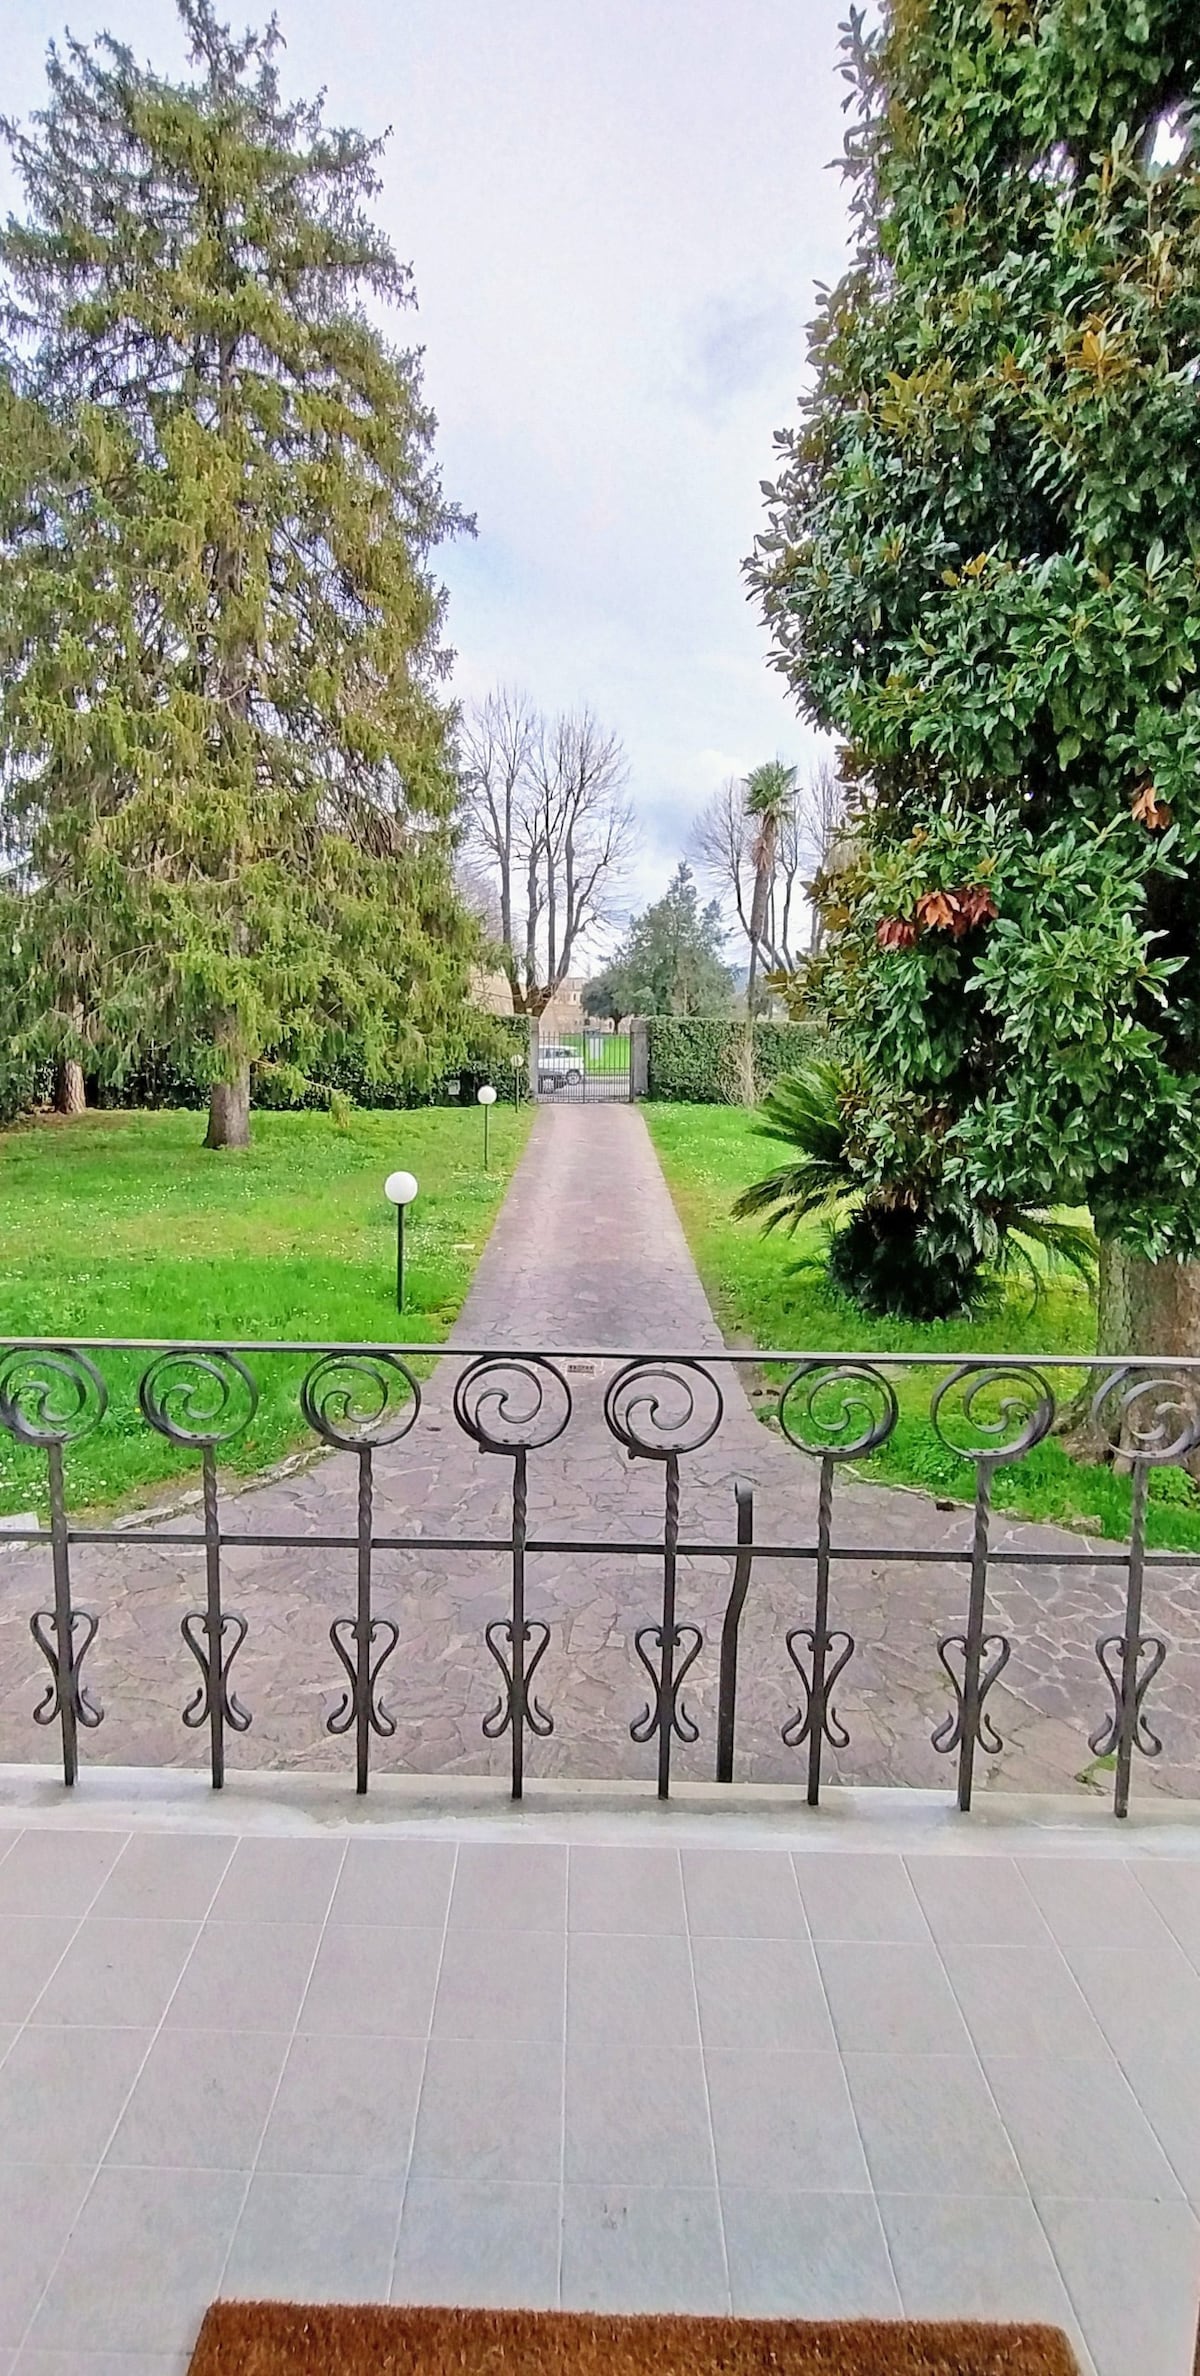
[531,1022,632,1102]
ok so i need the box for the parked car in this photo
[537,1042,584,1089]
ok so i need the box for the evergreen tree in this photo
[583,862,732,1021]
[749,0,1200,1359]
[0,1,476,1145]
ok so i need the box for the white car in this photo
[537,1042,584,1089]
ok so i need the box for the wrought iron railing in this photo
[0,1340,1196,1817]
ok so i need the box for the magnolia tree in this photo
[749,0,1200,1361]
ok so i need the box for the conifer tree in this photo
[0,1,476,1145]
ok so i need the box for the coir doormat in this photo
[189,2301,1081,2376]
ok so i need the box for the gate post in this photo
[630,1017,649,1100]
[527,1015,540,1102]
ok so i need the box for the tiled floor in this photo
[0,1790,1198,2376]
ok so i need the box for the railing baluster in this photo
[455,1356,567,1798]
[716,1480,755,1784]
[605,1360,718,1799]
[0,1347,108,1788]
[1087,1369,1194,1817]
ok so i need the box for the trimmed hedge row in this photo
[0,1015,531,1125]
[645,1018,825,1103]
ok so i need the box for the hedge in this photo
[645,1018,825,1103]
[0,1014,532,1124]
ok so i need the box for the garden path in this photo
[0,1103,1197,1804]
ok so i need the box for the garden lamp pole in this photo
[383,1170,418,1314]
[478,1083,497,1170]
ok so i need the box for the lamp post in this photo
[383,1170,418,1313]
[477,1083,497,1169]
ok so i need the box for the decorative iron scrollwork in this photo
[1090,1367,1200,1466]
[630,1622,703,1745]
[453,1354,572,1452]
[604,1359,722,1460]
[931,1362,1056,1464]
[327,1615,400,1739]
[1089,1632,1167,1761]
[0,1346,107,1446]
[932,1630,1012,1757]
[181,1610,251,1735]
[483,1619,554,1740]
[30,1607,103,1731]
[782,1625,855,1751]
[301,1351,421,1448]
[139,1349,258,1445]
[777,1360,898,1459]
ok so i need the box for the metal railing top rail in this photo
[0,1333,1197,1368]
[0,1336,1196,1819]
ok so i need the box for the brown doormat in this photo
[190,2301,1081,2376]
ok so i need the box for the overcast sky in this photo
[4,0,853,939]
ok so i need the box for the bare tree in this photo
[459,692,635,1014]
[691,758,845,971]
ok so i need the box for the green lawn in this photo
[644,1101,1200,1552]
[0,1103,532,1515]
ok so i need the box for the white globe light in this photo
[477,1085,498,1106]
[384,1169,418,1206]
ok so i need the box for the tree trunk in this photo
[1070,1240,1200,1477]
[54,1059,86,1116]
[205,1063,251,1150]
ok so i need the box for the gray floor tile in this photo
[561,2185,727,2314]
[0,1834,127,1920]
[940,1945,1110,2061]
[434,1928,564,2043]
[0,1923,79,2025]
[0,2028,149,2164]
[1130,1860,1200,1971]
[450,1844,566,1931]
[221,2170,403,2304]
[297,1925,442,2037]
[692,1936,834,2053]
[705,2048,870,2191]
[792,1853,926,1943]
[1018,1858,1178,1953]
[106,2028,289,2171]
[392,2181,559,2310]
[1067,1944,1200,2063]
[14,2354,190,2376]
[843,2053,1024,2197]
[569,1847,685,1934]
[1119,2045,1200,2204]
[14,2353,190,2376]
[165,1921,320,2032]
[258,2033,422,2175]
[28,2167,243,2352]
[207,1838,344,1924]
[878,2191,1083,2330]
[905,1855,1049,1946]
[721,2188,900,2317]
[681,1850,806,1938]
[983,2055,1183,2200]
[567,1932,697,2047]
[817,1941,971,2054]
[564,2040,712,2186]
[90,1836,234,1922]
[0,2168,93,2347]
[410,2038,562,2183]
[329,1840,455,1929]
[1036,2194,1200,2376]
[29,1921,198,2030]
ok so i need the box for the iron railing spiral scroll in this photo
[0,1337,1196,1814]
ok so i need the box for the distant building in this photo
[470,970,601,1036]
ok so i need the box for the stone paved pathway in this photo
[1,1104,1198,1803]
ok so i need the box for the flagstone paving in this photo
[1,1104,1197,1803]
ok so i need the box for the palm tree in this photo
[743,759,797,1018]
